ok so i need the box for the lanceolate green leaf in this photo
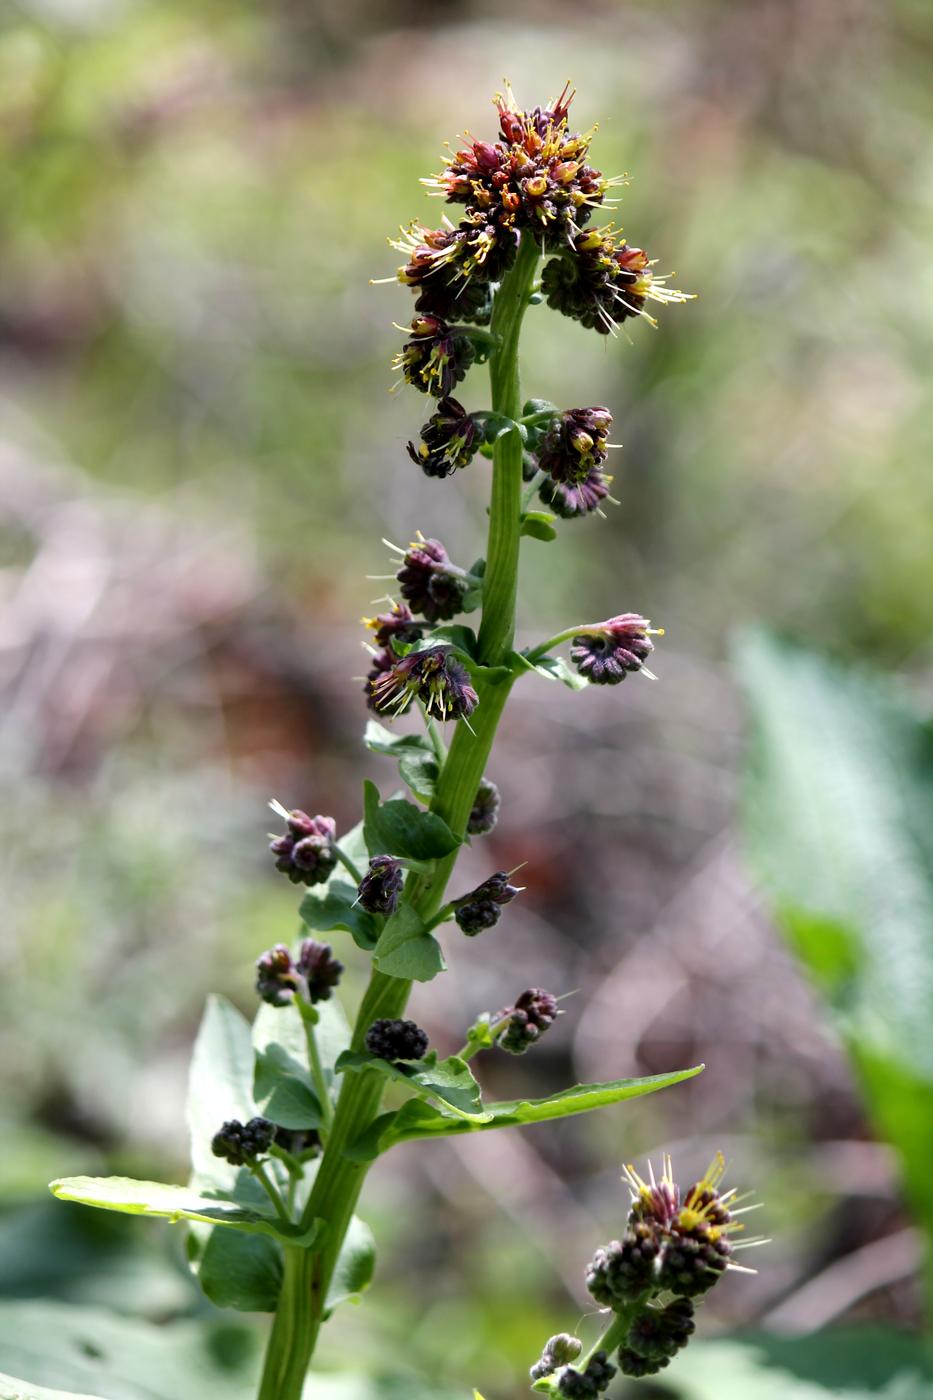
[346,1066,704,1161]
[737,632,933,1252]
[186,995,256,1188]
[336,1050,490,1122]
[48,1177,319,1246]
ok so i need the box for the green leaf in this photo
[336,817,370,873]
[347,1066,704,1160]
[253,1043,321,1129]
[326,1213,376,1313]
[336,1049,491,1123]
[363,720,432,757]
[397,752,439,803]
[186,995,256,1189]
[737,631,933,1248]
[186,1227,282,1313]
[363,779,460,860]
[520,510,558,542]
[403,624,479,659]
[300,877,379,950]
[0,1300,261,1400]
[372,901,445,982]
[48,1177,318,1246]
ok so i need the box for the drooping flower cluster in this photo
[394,315,477,397]
[365,1018,430,1063]
[356,855,404,915]
[394,535,471,623]
[537,407,612,485]
[407,396,481,478]
[255,939,345,1008]
[269,805,338,886]
[497,987,559,1054]
[211,1117,276,1167]
[368,645,478,723]
[570,614,662,685]
[541,226,692,336]
[467,777,500,836]
[452,869,521,935]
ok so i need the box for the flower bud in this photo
[256,939,343,1006]
[256,944,300,1007]
[538,466,610,519]
[570,614,661,686]
[365,1017,429,1062]
[467,777,500,836]
[270,810,338,886]
[296,939,344,1003]
[370,646,479,723]
[363,602,423,650]
[407,397,481,479]
[497,987,558,1054]
[530,1334,583,1381]
[585,1225,662,1308]
[357,855,404,915]
[394,315,476,397]
[625,1298,695,1364]
[452,870,521,935]
[211,1117,275,1166]
[396,536,469,623]
[538,408,612,486]
[556,1352,616,1397]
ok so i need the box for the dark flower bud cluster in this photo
[556,1352,616,1397]
[356,855,404,915]
[256,939,344,1007]
[269,806,338,887]
[530,1334,582,1382]
[540,226,691,336]
[538,407,612,486]
[394,535,470,623]
[539,467,610,519]
[407,397,481,479]
[618,1298,695,1376]
[394,315,476,397]
[363,601,423,650]
[497,987,558,1054]
[570,614,662,685]
[368,645,478,723]
[467,776,500,836]
[452,870,521,935]
[425,83,613,253]
[211,1117,275,1166]
[365,1018,429,1062]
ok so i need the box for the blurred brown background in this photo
[2,0,932,1395]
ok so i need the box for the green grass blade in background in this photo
[737,632,933,1275]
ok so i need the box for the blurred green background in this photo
[2,0,932,1396]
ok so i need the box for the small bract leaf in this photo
[363,780,460,860]
[336,1050,490,1123]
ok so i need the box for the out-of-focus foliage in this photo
[2,0,933,1394]
[738,632,933,1282]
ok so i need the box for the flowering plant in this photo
[50,85,758,1397]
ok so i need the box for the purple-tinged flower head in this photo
[530,1334,582,1383]
[296,939,344,1003]
[538,407,612,486]
[256,943,300,1007]
[467,776,500,836]
[392,220,510,323]
[363,602,423,651]
[623,1298,695,1370]
[363,648,396,712]
[570,614,662,686]
[370,646,478,723]
[541,226,693,335]
[357,855,404,916]
[269,803,338,886]
[211,1117,275,1166]
[256,939,343,1007]
[395,535,469,623]
[539,465,610,519]
[452,869,521,936]
[425,83,616,254]
[556,1351,616,1397]
[407,397,481,479]
[497,987,559,1054]
[365,1017,429,1062]
[394,315,476,397]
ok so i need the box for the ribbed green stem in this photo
[256,235,539,1399]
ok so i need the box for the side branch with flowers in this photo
[49,85,760,1399]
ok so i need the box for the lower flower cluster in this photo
[531,1155,757,1393]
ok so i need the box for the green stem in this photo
[298,1000,335,1140]
[249,1162,292,1226]
[256,234,538,1400]
[334,846,365,884]
[525,623,603,664]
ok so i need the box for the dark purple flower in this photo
[364,648,397,712]
[269,807,337,886]
[256,943,300,1007]
[256,939,343,1006]
[570,613,661,686]
[395,536,469,623]
[365,1018,429,1062]
[394,314,476,396]
[357,855,404,915]
[363,602,423,650]
[497,987,559,1054]
[538,465,610,518]
[296,939,344,1003]
[407,397,481,479]
[370,646,478,724]
[452,869,521,935]
[538,407,612,486]
[467,777,500,836]
[541,227,691,335]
